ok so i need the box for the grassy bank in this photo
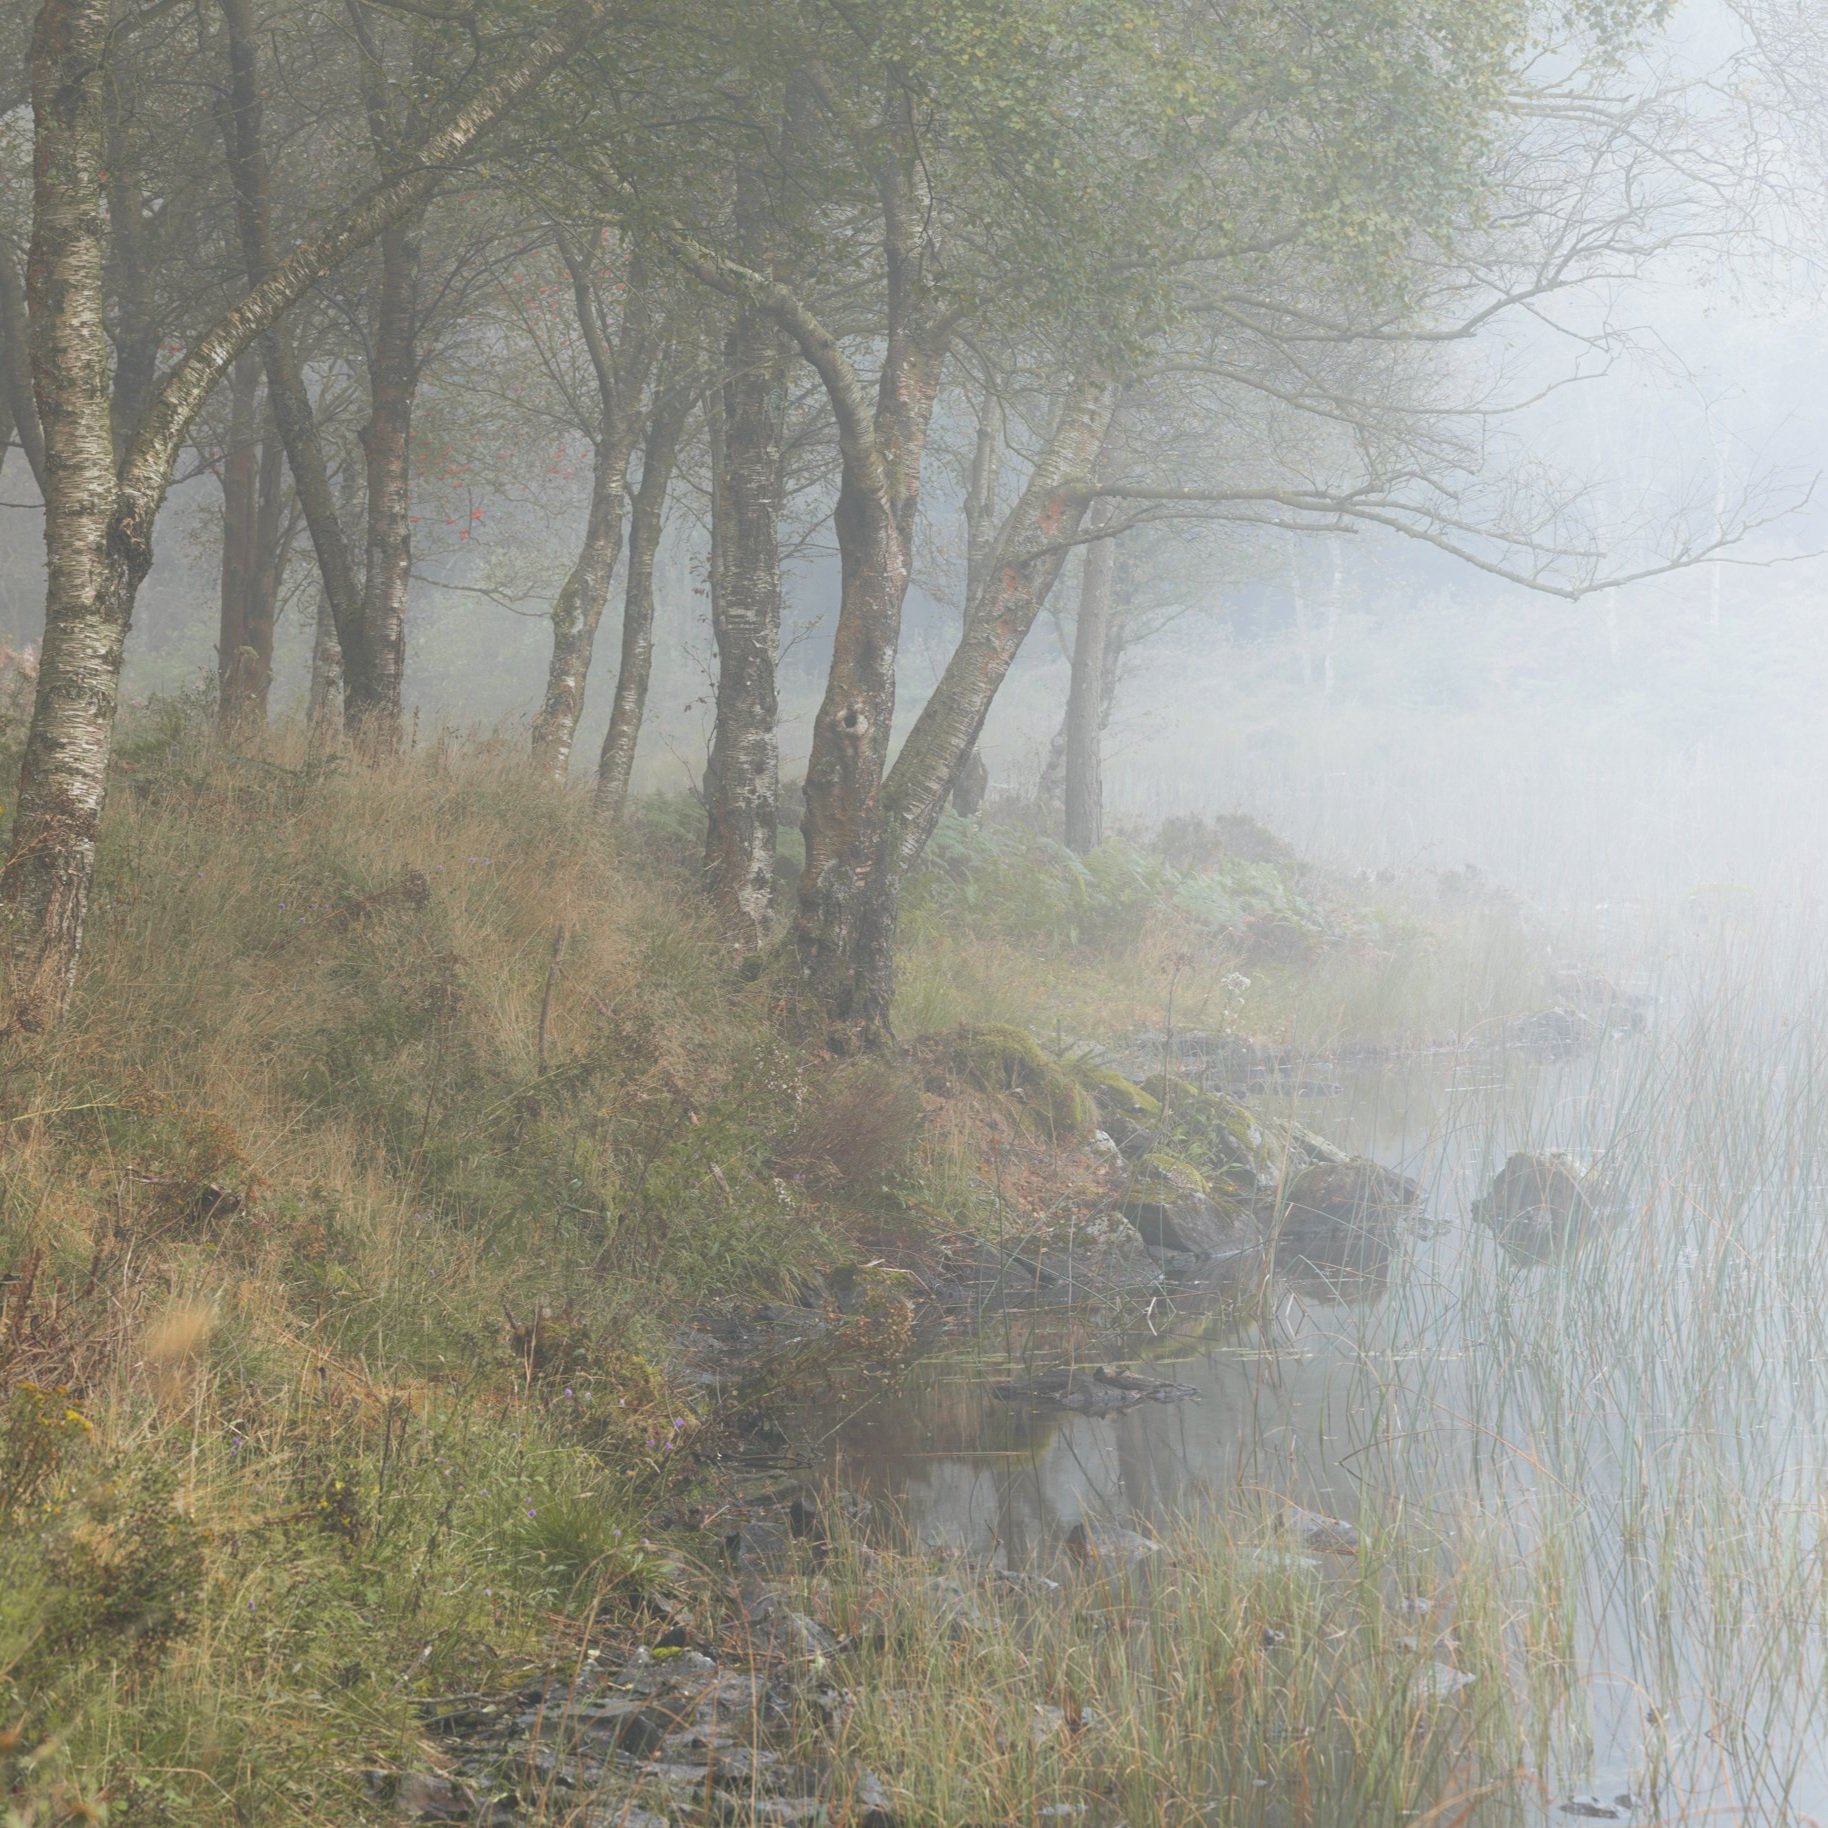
[0,715,1561,1824]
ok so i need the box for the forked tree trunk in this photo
[703,305,787,948]
[529,238,655,780]
[594,378,689,823]
[837,371,1116,1036]
[659,110,951,1038]
[788,318,946,1039]
[4,0,614,1031]
[1062,530,1115,855]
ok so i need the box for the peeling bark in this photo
[5,0,140,1033]
[3,0,614,1030]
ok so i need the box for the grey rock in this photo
[1064,1519,1161,1566]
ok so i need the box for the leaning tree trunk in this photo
[595,379,689,823]
[529,433,631,779]
[0,240,45,492]
[1062,529,1116,855]
[703,306,787,949]
[529,239,654,781]
[837,371,1116,1037]
[3,0,617,1031]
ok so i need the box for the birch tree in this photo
[1,0,616,1032]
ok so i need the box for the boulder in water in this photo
[1471,1150,1600,1263]
[1274,1160,1423,1269]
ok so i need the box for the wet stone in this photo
[745,1592,839,1659]
[1281,1503,1359,1554]
[1414,1661,1475,1704]
[1064,1519,1161,1566]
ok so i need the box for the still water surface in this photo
[794,1039,1828,1823]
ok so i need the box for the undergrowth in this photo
[0,715,1549,1823]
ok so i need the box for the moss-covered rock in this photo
[1121,1151,1254,1256]
[1130,1151,1210,1201]
[940,1024,1095,1140]
[1140,1075,1279,1196]
[1076,1064,1163,1155]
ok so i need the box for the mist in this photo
[7,0,1828,1821]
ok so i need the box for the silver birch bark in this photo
[3,0,615,1030]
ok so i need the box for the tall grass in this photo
[762,923,1828,1824]
[0,723,826,1823]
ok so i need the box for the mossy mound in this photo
[936,1025,1096,1140]
[1141,1075,1278,1195]
[1120,1151,1254,1256]
[1128,1151,1210,1202]
[1075,1064,1163,1153]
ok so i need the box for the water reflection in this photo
[791,1033,1828,1820]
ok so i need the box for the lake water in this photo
[791,1029,1828,1824]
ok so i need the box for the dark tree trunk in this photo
[951,747,988,815]
[219,0,368,708]
[217,351,260,732]
[215,360,287,732]
[1063,530,1116,855]
[594,379,689,823]
[346,219,421,749]
[703,304,787,948]
[241,399,288,726]
[0,240,45,491]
